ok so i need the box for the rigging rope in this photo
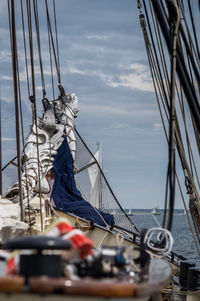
[45,0,61,85]
[138,0,200,251]
[53,0,61,84]
[20,0,31,98]
[26,0,43,230]
[8,0,23,221]
[166,0,180,231]
[33,0,46,99]
[187,0,200,61]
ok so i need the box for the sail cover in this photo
[52,136,114,227]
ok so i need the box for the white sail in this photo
[88,144,101,209]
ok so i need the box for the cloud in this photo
[153,123,163,131]
[0,75,12,81]
[66,63,153,92]
[110,73,153,91]
[2,137,16,141]
[80,103,158,120]
[17,65,57,82]
[112,123,129,129]
[86,34,109,40]
[67,66,88,75]
[98,63,154,92]
[0,50,11,63]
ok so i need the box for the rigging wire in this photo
[138,0,200,250]
[152,1,198,202]
[53,0,61,84]
[33,0,46,99]
[152,1,200,130]
[149,1,170,95]
[187,0,200,61]
[75,129,139,234]
[46,7,55,100]
[20,0,36,232]
[45,0,61,85]
[26,0,43,231]
[143,0,170,110]
[20,0,31,98]
[178,1,200,83]
[8,0,24,221]
[166,0,180,231]
[176,174,200,256]
[177,85,200,189]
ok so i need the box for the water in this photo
[131,213,200,264]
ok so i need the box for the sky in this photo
[0,0,186,209]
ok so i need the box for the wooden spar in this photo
[10,0,23,221]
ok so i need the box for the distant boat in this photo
[127,209,134,217]
[152,204,161,216]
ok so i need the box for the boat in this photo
[152,204,161,216]
[0,0,200,300]
[0,0,175,300]
[127,209,134,217]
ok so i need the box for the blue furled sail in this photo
[52,136,115,227]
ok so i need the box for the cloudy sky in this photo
[0,0,183,209]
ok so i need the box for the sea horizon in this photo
[125,208,186,213]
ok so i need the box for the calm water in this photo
[130,214,200,264]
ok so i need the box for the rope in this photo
[187,0,200,61]
[176,172,200,256]
[26,0,43,231]
[8,0,24,221]
[178,1,200,71]
[144,227,174,257]
[47,10,55,100]
[45,0,61,85]
[33,0,46,98]
[166,0,180,231]
[53,0,61,83]
[75,180,110,229]
[138,0,200,250]
[20,0,30,97]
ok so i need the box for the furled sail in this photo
[51,136,114,227]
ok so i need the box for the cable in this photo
[8,0,23,221]
[33,0,46,98]
[45,0,61,85]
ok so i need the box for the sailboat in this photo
[0,0,200,300]
[152,204,161,216]
[127,209,134,217]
